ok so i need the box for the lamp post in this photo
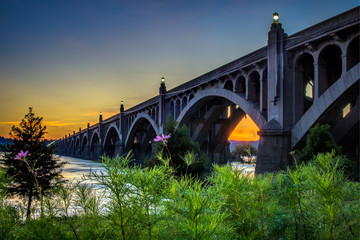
[273,12,279,23]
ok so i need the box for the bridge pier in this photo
[70,147,75,157]
[91,143,102,161]
[82,146,90,159]
[75,149,81,158]
[256,119,291,174]
[114,142,123,157]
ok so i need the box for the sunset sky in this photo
[0,0,358,140]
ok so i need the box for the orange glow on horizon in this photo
[0,111,119,140]
[228,115,260,141]
[1,112,260,141]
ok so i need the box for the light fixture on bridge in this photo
[120,101,125,112]
[273,12,279,23]
[99,112,103,122]
[161,77,165,84]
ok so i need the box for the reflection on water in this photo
[60,155,106,184]
[5,155,108,215]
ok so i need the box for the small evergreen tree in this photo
[0,107,66,219]
[300,124,341,163]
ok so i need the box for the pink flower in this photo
[154,134,171,143]
[14,150,28,160]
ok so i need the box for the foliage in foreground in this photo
[0,152,359,240]
[0,107,66,219]
[146,115,206,177]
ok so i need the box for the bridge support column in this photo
[75,149,81,158]
[91,143,102,161]
[255,119,290,174]
[70,147,75,157]
[82,146,90,159]
[114,142,124,157]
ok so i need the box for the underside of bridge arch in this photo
[318,44,342,97]
[346,35,359,71]
[69,139,75,156]
[103,127,121,159]
[81,135,89,159]
[178,95,259,168]
[293,78,359,180]
[75,138,81,157]
[248,71,260,106]
[294,53,315,122]
[125,118,157,164]
[89,132,101,161]
[235,75,246,95]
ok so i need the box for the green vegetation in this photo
[0,120,358,239]
[231,142,257,163]
[0,107,66,219]
[0,150,358,239]
[300,124,341,163]
[145,115,206,177]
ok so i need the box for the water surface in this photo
[59,155,106,183]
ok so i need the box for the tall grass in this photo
[0,152,358,239]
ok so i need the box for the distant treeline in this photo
[0,136,11,146]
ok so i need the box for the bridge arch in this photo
[75,137,80,148]
[103,124,121,158]
[176,88,266,128]
[318,44,343,97]
[125,113,160,146]
[169,100,175,119]
[291,62,359,148]
[182,96,187,110]
[124,113,160,163]
[294,52,315,122]
[175,98,181,119]
[81,135,88,148]
[81,134,88,154]
[175,88,265,165]
[89,130,100,160]
[103,124,121,148]
[224,80,234,91]
[346,35,359,71]
[235,74,246,95]
[248,70,261,106]
[90,130,100,148]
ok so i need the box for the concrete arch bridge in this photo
[55,7,359,177]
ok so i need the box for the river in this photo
[60,155,255,182]
[60,155,106,184]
